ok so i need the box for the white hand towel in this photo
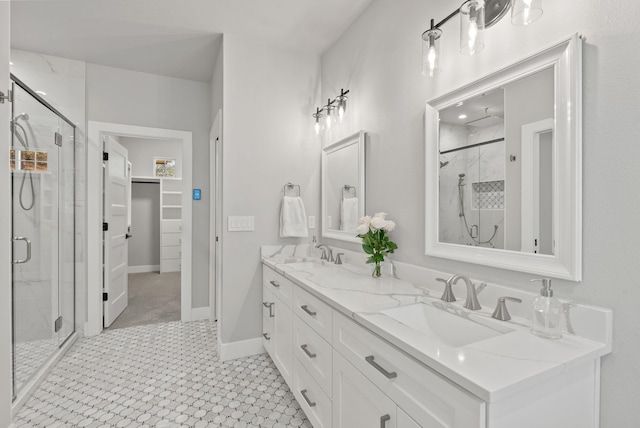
[280,196,308,238]
[340,197,359,232]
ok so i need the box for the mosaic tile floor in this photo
[14,337,59,395]
[13,321,311,428]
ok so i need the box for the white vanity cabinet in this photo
[261,261,605,428]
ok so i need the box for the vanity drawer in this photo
[294,314,332,396]
[333,312,485,428]
[293,286,333,343]
[293,358,332,428]
[262,266,293,308]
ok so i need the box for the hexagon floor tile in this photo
[13,320,312,428]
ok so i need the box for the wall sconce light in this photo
[421,0,543,77]
[313,107,323,136]
[312,89,350,135]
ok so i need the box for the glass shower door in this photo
[11,80,75,398]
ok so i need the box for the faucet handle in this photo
[436,278,456,302]
[491,296,522,321]
[334,253,344,265]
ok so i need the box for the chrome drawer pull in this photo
[262,333,271,340]
[262,302,275,317]
[300,389,316,407]
[380,414,391,428]
[301,305,317,316]
[269,280,280,288]
[301,344,317,359]
[365,356,397,379]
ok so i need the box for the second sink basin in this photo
[381,302,514,348]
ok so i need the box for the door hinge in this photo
[103,152,109,161]
[103,222,108,231]
[54,316,62,333]
[54,132,62,147]
[0,89,12,104]
[103,292,108,301]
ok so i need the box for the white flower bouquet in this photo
[356,212,398,277]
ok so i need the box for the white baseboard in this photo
[191,307,211,321]
[128,265,160,274]
[218,337,265,361]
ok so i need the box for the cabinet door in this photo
[398,408,421,428]
[262,286,275,356]
[273,295,293,384]
[333,352,396,428]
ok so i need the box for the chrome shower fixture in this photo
[14,112,29,121]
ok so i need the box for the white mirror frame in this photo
[425,34,582,281]
[322,130,366,243]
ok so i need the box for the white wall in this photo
[220,33,320,345]
[0,3,13,425]
[120,137,182,178]
[86,64,212,308]
[211,39,223,123]
[320,0,640,425]
[129,182,161,268]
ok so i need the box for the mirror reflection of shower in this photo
[12,112,35,211]
[458,173,499,248]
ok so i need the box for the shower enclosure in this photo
[10,75,75,399]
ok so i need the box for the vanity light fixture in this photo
[325,98,335,129]
[312,89,351,135]
[421,0,544,77]
[313,107,323,136]
[336,88,349,122]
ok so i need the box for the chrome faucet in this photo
[315,244,334,262]
[436,274,482,310]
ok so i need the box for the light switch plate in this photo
[228,216,255,232]
[308,216,315,229]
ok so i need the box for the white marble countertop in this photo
[261,250,611,403]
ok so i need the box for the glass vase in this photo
[372,261,382,278]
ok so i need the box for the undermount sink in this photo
[381,302,514,348]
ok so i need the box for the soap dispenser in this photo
[530,278,563,339]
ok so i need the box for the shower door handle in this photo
[12,237,31,264]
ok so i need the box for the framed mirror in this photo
[322,130,366,243]
[425,34,582,280]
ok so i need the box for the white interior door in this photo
[103,136,130,327]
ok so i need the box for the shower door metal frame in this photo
[10,74,76,400]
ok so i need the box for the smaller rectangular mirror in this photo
[322,130,365,243]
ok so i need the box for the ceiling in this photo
[439,88,505,128]
[10,0,373,82]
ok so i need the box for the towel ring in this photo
[342,185,356,199]
[284,182,301,197]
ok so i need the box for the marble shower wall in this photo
[439,123,505,249]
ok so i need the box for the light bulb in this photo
[427,45,437,77]
[314,121,320,136]
[459,0,484,55]
[338,104,345,121]
[468,19,478,54]
[326,111,332,128]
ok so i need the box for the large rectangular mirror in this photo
[322,130,365,243]
[426,34,582,280]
